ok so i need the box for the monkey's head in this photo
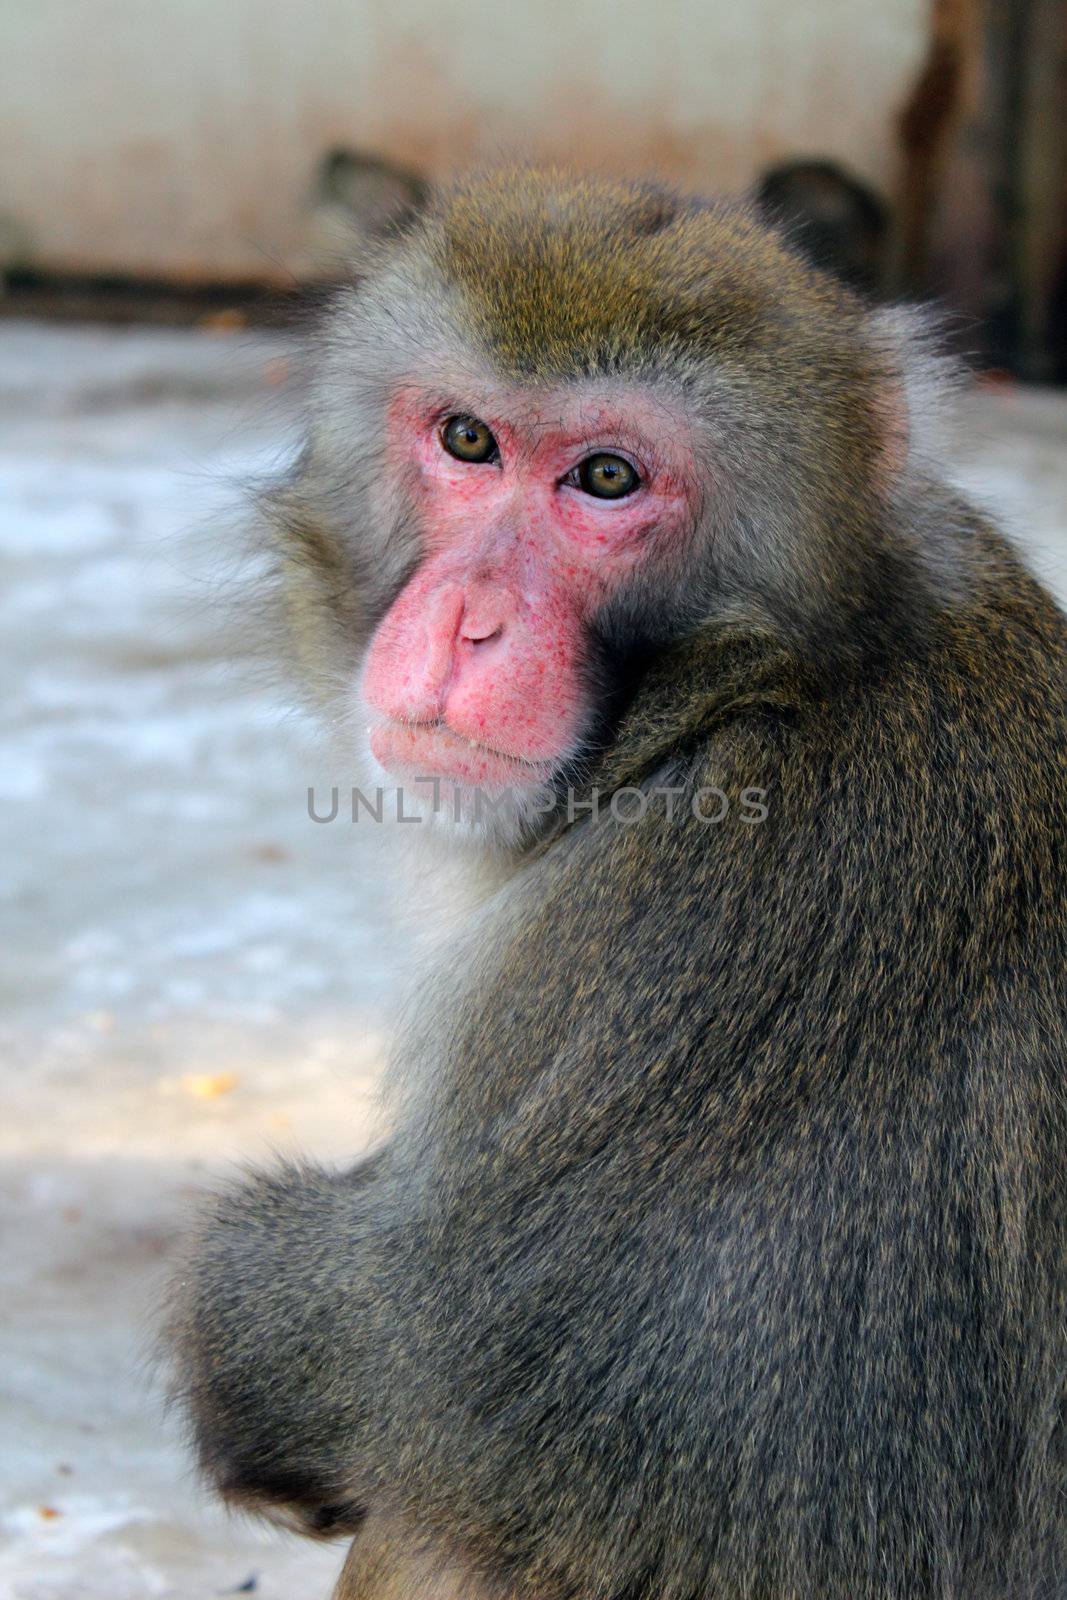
[270,168,948,843]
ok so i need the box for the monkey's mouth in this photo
[369,719,555,791]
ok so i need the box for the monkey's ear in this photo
[868,304,962,487]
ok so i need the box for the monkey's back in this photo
[370,534,1067,1600]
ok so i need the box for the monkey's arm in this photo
[166,1151,387,1536]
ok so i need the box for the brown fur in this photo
[333,1516,503,1600]
[166,170,1067,1600]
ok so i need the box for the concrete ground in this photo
[0,321,1065,1600]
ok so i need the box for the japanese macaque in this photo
[167,169,1067,1600]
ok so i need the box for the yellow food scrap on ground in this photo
[181,1072,239,1099]
[198,308,246,334]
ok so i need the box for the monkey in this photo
[166,169,1067,1600]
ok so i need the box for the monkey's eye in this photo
[576,453,640,500]
[440,414,499,464]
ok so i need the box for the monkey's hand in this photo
[164,1152,387,1538]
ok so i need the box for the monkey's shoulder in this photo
[520,584,1066,1015]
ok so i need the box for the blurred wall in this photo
[0,0,926,282]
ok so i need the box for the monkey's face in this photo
[285,171,914,845]
[358,381,698,812]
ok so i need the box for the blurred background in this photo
[3,0,1066,373]
[0,3,1064,1597]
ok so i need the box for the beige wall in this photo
[0,0,926,281]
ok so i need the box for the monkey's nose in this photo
[459,587,513,644]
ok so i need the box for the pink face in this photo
[361,384,696,791]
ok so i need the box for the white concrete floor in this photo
[0,322,1064,1599]
[0,323,399,1600]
